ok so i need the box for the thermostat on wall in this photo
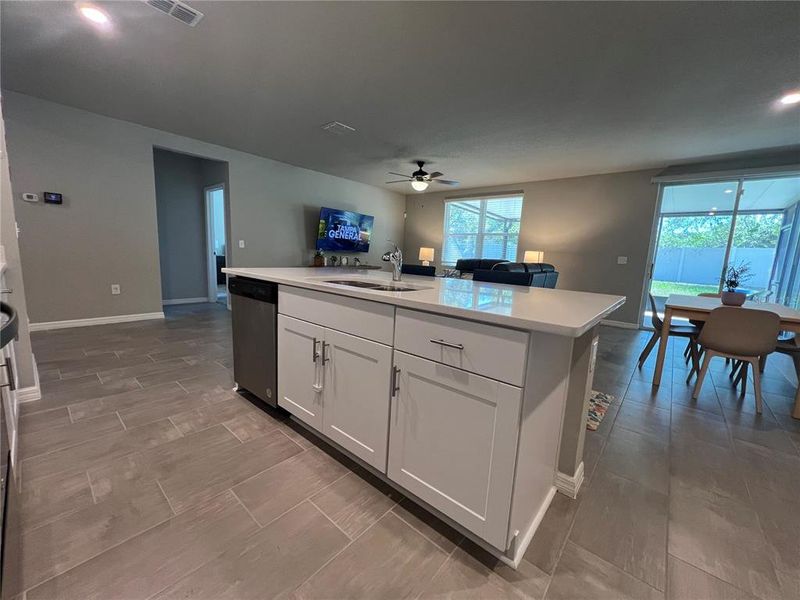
[21,193,38,202]
[43,192,63,204]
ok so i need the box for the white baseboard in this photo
[601,319,640,330]
[162,297,209,306]
[29,311,165,331]
[500,485,557,569]
[16,352,41,403]
[555,461,585,499]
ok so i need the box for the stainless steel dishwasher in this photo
[229,277,278,408]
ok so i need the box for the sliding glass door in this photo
[644,174,800,325]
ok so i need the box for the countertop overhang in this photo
[222,267,625,337]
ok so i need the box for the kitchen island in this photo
[223,266,624,567]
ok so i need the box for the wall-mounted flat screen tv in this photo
[316,207,374,253]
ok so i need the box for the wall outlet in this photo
[238,240,245,248]
[111,284,121,295]
[617,256,628,265]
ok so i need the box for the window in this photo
[442,195,523,265]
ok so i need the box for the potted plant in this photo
[721,262,751,306]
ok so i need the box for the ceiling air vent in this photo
[145,0,204,27]
[321,121,356,135]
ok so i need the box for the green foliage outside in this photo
[650,280,719,298]
[658,213,783,249]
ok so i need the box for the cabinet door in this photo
[322,329,392,472]
[277,315,324,430]
[388,351,521,549]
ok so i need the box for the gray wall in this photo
[0,99,35,387]
[154,149,225,301]
[404,170,661,325]
[3,92,405,324]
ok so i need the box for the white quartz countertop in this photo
[222,267,625,337]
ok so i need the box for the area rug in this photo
[587,390,615,431]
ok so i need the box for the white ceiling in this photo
[2,1,799,191]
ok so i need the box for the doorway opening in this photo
[642,174,800,327]
[205,185,227,305]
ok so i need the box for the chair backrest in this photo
[648,294,663,330]
[473,269,533,287]
[698,306,781,357]
[401,264,435,277]
[543,271,559,288]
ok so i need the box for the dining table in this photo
[652,294,800,418]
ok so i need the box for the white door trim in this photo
[204,184,226,303]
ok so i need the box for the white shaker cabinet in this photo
[321,328,392,471]
[277,314,324,430]
[277,314,393,472]
[388,351,522,549]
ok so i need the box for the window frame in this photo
[441,194,524,266]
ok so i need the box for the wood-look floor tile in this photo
[222,410,280,443]
[153,502,348,600]
[546,542,663,600]
[25,491,259,600]
[734,439,800,503]
[671,382,723,416]
[36,375,142,410]
[293,511,449,600]
[310,471,401,539]
[18,406,71,434]
[20,412,124,459]
[391,497,464,554]
[116,391,210,429]
[747,484,800,578]
[422,538,549,600]
[233,446,349,526]
[666,556,757,600]
[66,381,187,421]
[523,489,582,574]
[670,403,730,449]
[725,409,798,456]
[17,481,172,593]
[158,428,303,513]
[570,470,667,590]
[623,380,672,410]
[597,425,669,494]
[668,479,781,600]
[136,360,228,388]
[23,419,182,482]
[613,400,670,443]
[95,357,187,383]
[670,437,750,504]
[167,396,255,436]
[19,470,94,530]
[177,369,234,393]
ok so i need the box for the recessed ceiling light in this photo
[724,189,734,194]
[779,91,800,105]
[78,4,110,25]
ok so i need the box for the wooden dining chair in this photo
[692,306,781,414]
[638,294,701,374]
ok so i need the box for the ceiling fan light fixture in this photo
[411,179,429,192]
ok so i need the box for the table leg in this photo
[652,307,672,386]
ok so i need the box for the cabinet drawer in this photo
[394,308,529,386]
[279,286,395,345]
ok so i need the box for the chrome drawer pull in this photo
[391,366,400,396]
[321,342,331,364]
[429,339,464,350]
[311,337,320,363]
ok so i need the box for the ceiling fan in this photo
[386,161,459,191]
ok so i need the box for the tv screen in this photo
[316,207,374,253]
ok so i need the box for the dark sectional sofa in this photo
[455,259,559,288]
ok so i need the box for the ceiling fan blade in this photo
[388,172,412,178]
[385,180,410,184]
[428,171,444,179]
[434,179,459,186]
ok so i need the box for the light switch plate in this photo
[238,240,245,248]
[111,284,121,295]
[617,256,628,265]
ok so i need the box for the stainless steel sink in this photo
[322,280,422,292]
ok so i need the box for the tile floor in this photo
[10,304,799,599]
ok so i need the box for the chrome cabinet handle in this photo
[391,366,400,396]
[311,337,320,363]
[0,289,11,294]
[429,339,464,350]
[321,342,330,364]
[0,361,15,391]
